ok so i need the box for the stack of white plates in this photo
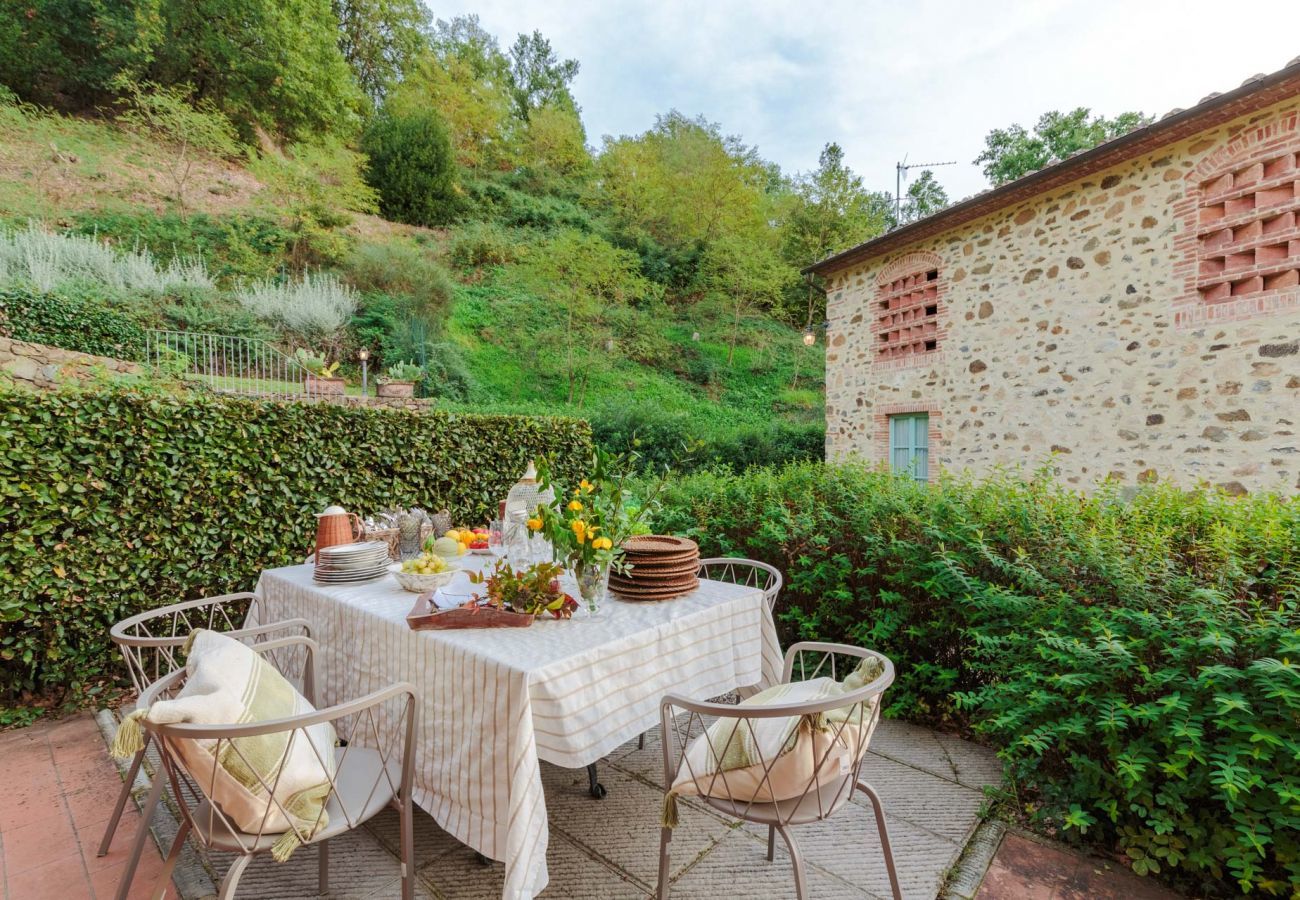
[314,541,390,583]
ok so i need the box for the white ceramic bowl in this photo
[389,562,456,593]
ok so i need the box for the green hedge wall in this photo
[0,287,147,359]
[651,464,1300,897]
[0,388,591,700]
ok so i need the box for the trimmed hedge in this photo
[0,287,147,359]
[650,464,1300,897]
[0,388,591,700]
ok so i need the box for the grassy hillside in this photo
[0,103,824,469]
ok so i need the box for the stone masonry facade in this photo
[823,96,1300,494]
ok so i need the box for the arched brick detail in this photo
[871,250,947,368]
[1173,109,1300,327]
[875,250,945,286]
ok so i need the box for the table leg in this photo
[586,762,606,799]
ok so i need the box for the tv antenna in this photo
[895,156,957,225]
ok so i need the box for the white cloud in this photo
[438,0,1299,199]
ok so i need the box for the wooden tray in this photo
[407,593,533,630]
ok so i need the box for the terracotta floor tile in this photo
[4,809,79,876]
[975,861,1058,900]
[63,783,131,832]
[90,849,171,900]
[74,811,149,874]
[5,852,92,899]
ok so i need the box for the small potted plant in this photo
[377,360,424,399]
[295,349,345,396]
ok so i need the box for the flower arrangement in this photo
[531,447,662,612]
[468,559,577,618]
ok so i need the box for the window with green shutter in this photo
[889,413,929,481]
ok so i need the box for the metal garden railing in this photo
[145,330,315,399]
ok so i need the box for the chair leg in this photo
[774,824,807,900]
[656,826,672,899]
[150,819,192,900]
[99,740,149,856]
[766,824,776,862]
[857,779,903,900]
[318,839,329,894]
[217,854,253,900]
[115,764,167,900]
[399,790,415,900]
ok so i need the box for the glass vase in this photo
[574,561,610,617]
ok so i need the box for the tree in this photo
[515,229,653,406]
[118,80,239,210]
[506,31,579,123]
[148,0,362,141]
[517,102,590,181]
[390,15,516,169]
[596,111,772,252]
[361,106,458,226]
[976,107,1149,186]
[901,169,950,223]
[332,0,430,103]
[781,142,893,270]
[699,234,794,365]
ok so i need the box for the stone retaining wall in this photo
[0,335,141,388]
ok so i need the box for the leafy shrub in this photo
[448,221,521,269]
[344,242,454,318]
[419,341,475,401]
[0,224,213,294]
[238,272,358,336]
[0,287,146,359]
[70,211,294,282]
[650,464,1300,896]
[361,107,459,226]
[0,387,592,701]
[462,177,596,232]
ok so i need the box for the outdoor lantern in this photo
[802,327,816,346]
[358,347,370,397]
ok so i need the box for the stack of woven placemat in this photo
[610,535,700,601]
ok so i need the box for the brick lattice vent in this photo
[875,266,941,360]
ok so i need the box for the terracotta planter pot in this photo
[306,375,346,396]
[377,381,416,399]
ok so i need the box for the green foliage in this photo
[976,107,1150,186]
[148,0,362,140]
[447,221,521,269]
[117,80,240,206]
[0,387,592,700]
[68,211,294,282]
[0,223,213,294]
[901,169,949,224]
[361,106,459,226]
[462,177,596,232]
[239,272,358,338]
[343,241,453,318]
[505,31,579,123]
[0,286,146,358]
[781,142,892,272]
[651,465,1300,896]
[332,0,431,103]
[381,359,423,382]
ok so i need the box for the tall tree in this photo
[391,15,515,168]
[699,234,794,365]
[781,142,893,269]
[901,169,950,223]
[976,107,1149,186]
[506,30,579,123]
[331,0,430,103]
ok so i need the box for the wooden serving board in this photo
[406,593,534,630]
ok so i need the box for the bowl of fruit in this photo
[427,528,492,557]
[390,553,457,593]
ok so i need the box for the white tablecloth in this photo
[253,560,783,899]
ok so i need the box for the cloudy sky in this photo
[442,0,1298,201]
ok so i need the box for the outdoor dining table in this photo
[252,558,783,899]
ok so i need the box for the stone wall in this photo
[824,97,1300,494]
[0,336,141,388]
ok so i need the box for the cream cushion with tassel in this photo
[112,628,336,860]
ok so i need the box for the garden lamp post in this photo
[358,347,370,399]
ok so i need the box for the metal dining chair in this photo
[102,593,311,900]
[656,641,901,900]
[696,558,784,612]
[133,635,419,900]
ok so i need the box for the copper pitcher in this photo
[314,505,362,560]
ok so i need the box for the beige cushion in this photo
[142,629,337,859]
[669,656,882,810]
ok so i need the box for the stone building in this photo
[807,61,1300,494]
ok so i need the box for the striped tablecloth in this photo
[253,560,783,899]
